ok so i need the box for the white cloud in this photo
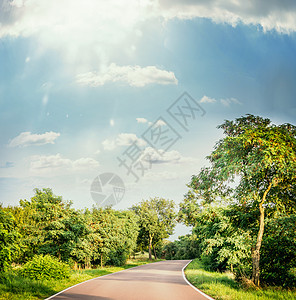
[0,0,156,69]
[0,0,293,83]
[136,118,166,127]
[72,157,100,170]
[102,133,146,150]
[8,131,60,147]
[200,95,217,103]
[110,119,115,126]
[220,97,241,106]
[102,139,116,151]
[10,0,24,8]
[199,95,241,106]
[141,147,196,164]
[116,133,146,147]
[136,118,148,124]
[76,64,178,87]
[25,56,30,63]
[158,0,296,34]
[30,154,71,170]
[154,119,167,127]
[30,154,99,173]
[0,0,294,49]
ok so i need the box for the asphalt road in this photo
[47,260,213,300]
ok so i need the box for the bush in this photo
[106,249,129,266]
[20,254,70,280]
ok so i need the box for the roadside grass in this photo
[0,253,161,300]
[185,259,296,300]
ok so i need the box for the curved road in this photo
[47,260,213,300]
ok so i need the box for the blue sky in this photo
[1,0,296,238]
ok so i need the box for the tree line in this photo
[1,114,295,289]
[0,190,176,271]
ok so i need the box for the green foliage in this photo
[131,197,176,260]
[6,189,140,269]
[0,207,20,272]
[191,115,296,210]
[260,214,296,287]
[185,114,296,286]
[185,259,296,300]
[196,205,251,273]
[163,235,200,260]
[178,190,201,226]
[20,254,70,280]
[90,207,139,266]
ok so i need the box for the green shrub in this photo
[20,254,70,280]
[106,249,129,266]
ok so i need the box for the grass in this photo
[185,259,296,300]
[0,253,162,300]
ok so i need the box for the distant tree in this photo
[131,197,176,260]
[163,235,200,260]
[91,207,138,267]
[187,115,296,286]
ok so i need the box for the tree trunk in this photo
[57,249,61,260]
[101,252,103,268]
[148,234,153,260]
[153,246,157,260]
[251,182,272,287]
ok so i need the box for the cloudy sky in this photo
[1,0,296,237]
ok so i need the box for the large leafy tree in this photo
[17,188,90,264]
[189,115,296,286]
[131,197,176,260]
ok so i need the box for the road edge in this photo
[44,264,144,299]
[182,260,215,300]
[44,261,166,300]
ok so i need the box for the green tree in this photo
[91,207,138,266]
[16,188,90,265]
[188,115,296,286]
[193,205,251,272]
[131,197,176,260]
[0,206,20,272]
[163,235,200,260]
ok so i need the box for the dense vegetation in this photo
[1,114,295,296]
[0,190,175,273]
[164,115,296,288]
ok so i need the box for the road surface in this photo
[47,260,213,300]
